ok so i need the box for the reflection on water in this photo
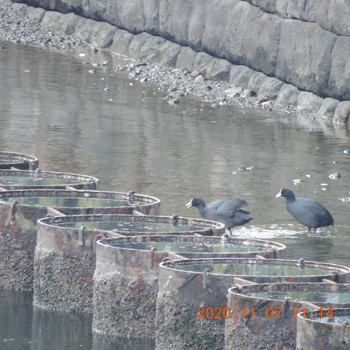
[0,290,32,348]
[175,262,339,277]
[0,289,155,350]
[1,38,350,348]
[62,220,203,233]
[112,239,270,253]
[0,176,76,186]
[4,196,129,208]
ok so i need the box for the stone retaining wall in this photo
[11,0,350,124]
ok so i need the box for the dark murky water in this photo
[0,39,350,348]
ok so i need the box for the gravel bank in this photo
[0,0,86,49]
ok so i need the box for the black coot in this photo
[186,197,253,231]
[276,188,334,231]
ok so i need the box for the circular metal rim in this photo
[159,257,350,279]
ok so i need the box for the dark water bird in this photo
[276,188,334,231]
[186,197,253,231]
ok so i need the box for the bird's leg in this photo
[228,227,242,237]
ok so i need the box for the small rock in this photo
[241,89,256,98]
[224,87,243,98]
[190,70,200,78]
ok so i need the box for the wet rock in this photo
[164,90,184,104]
[176,46,196,72]
[247,71,267,92]
[224,87,243,98]
[241,89,256,98]
[297,91,322,114]
[258,76,284,102]
[205,58,231,81]
[110,29,133,55]
[275,83,300,106]
[316,97,339,119]
[41,11,63,30]
[229,65,253,89]
[192,52,214,77]
[156,40,182,66]
[26,6,45,21]
[334,101,350,125]
[71,16,95,44]
[90,21,116,48]
[128,32,150,57]
[58,12,80,35]
[137,35,166,61]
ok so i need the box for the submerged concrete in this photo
[7,0,350,125]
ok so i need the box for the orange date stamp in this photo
[197,306,334,320]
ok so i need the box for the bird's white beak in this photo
[186,201,193,208]
[275,189,282,198]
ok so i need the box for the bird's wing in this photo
[297,198,330,215]
[214,198,247,214]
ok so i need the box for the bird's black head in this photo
[276,188,295,201]
[186,198,205,208]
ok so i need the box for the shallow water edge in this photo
[2,0,350,126]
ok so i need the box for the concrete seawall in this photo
[10,0,350,124]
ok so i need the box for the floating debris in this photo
[293,179,302,185]
[329,172,341,180]
[260,100,272,108]
[343,149,350,154]
[238,166,253,172]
